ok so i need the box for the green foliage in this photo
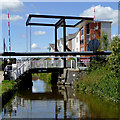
[75,36,120,102]
[87,56,107,72]
[75,66,119,102]
[0,61,3,66]
[101,31,109,51]
[36,73,51,84]
[68,58,75,61]
[36,58,41,60]
[107,36,120,79]
[44,58,52,60]
[97,39,102,50]
[0,80,17,96]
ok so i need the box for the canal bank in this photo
[37,67,120,103]
[1,79,23,107]
[75,36,120,103]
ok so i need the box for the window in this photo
[86,23,90,34]
[87,46,89,51]
[81,27,83,35]
[81,47,84,52]
[80,27,84,45]
[86,23,90,44]
[80,40,84,44]
[87,35,90,44]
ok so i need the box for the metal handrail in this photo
[6,57,89,80]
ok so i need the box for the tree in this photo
[101,31,109,51]
[108,36,120,78]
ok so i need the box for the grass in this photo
[0,80,18,96]
[75,65,120,102]
[34,73,52,84]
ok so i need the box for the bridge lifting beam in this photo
[25,14,94,68]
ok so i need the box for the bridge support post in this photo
[63,19,66,68]
[51,72,58,85]
[20,72,33,88]
[55,26,58,51]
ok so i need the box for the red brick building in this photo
[49,20,112,66]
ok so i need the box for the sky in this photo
[0,0,119,53]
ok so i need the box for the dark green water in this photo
[2,78,120,119]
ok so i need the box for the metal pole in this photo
[63,19,66,68]
[30,25,31,52]
[3,38,5,52]
[55,26,57,51]
[26,26,28,52]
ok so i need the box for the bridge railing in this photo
[4,57,90,81]
[31,59,77,69]
[12,60,31,80]
[31,60,64,68]
[4,59,31,80]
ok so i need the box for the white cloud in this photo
[0,14,23,21]
[31,43,37,49]
[112,34,120,38]
[31,43,48,49]
[34,31,46,35]
[0,0,24,11]
[80,5,118,25]
[26,13,40,17]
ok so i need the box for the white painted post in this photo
[71,60,72,69]
[46,60,47,68]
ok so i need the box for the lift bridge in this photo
[2,14,112,83]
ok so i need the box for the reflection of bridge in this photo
[17,90,64,100]
[2,85,90,119]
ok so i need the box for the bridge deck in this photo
[1,51,112,56]
[29,68,64,73]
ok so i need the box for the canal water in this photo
[2,76,120,119]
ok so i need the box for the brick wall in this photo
[68,39,72,51]
[90,22,101,41]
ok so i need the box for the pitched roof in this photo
[49,43,55,49]
[66,31,79,41]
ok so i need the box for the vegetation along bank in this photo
[75,36,120,103]
[34,73,51,84]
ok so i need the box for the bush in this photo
[88,56,107,72]
[107,36,120,79]
[75,36,120,102]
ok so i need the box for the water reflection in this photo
[2,79,91,119]
[32,79,47,93]
[2,78,120,119]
